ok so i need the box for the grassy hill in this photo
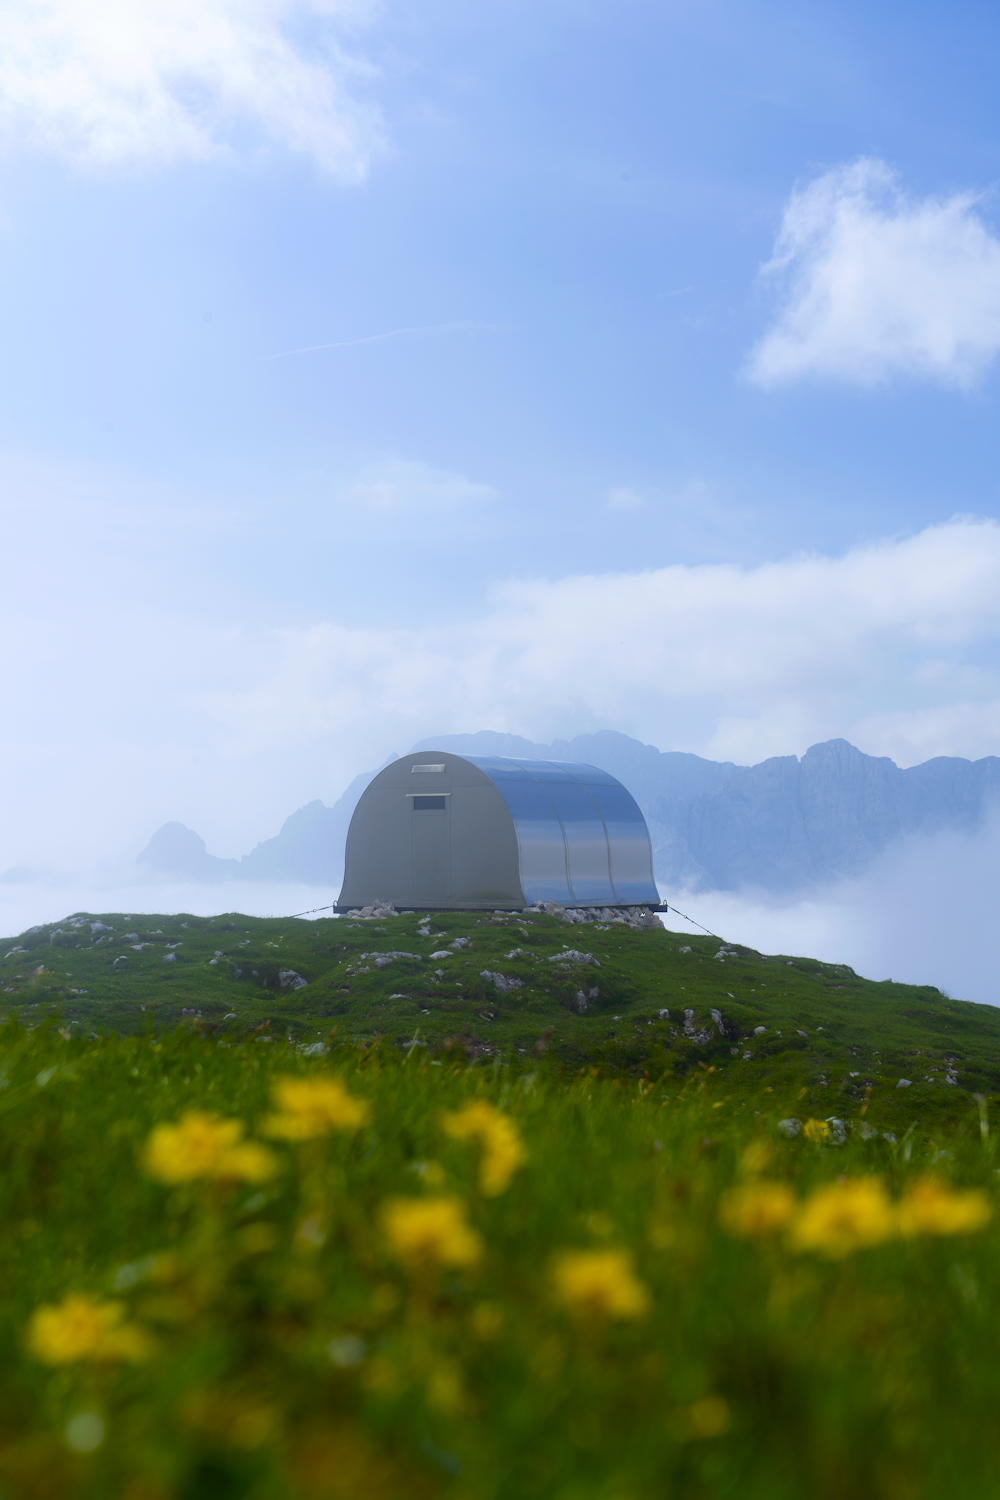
[3,906,998,1133]
[0,910,999,1495]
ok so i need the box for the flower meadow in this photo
[2,1021,999,1499]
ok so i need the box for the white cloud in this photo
[748,158,1000,387]
[4,516,1000,874]
[197,517,1000,767]
[0,0,384,175]
[343,459,499,511]
[661,811,1000,1007]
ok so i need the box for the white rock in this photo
[162,953,176,963]
[777,1118,802,1138]
[754,1025,767,1035]
[825,1117,847,1145]
[278,970,308,990]
[896,1078,912,1088]
[480,971,524,994]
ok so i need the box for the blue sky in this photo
[4,0,1000,876]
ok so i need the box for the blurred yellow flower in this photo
[684,1395,731,1439]
[27,1294,152,1364]
[262,1075,370,1140]
[143,1111,277,1184]
[897,1177,992,1237]
[739,1140,773,1176]
[552,1248,650,1321]
[803,1119,830,1143]
[382,1195,483,1270]
[790,1177,896,1258]
[426,1358,464,1414]
[719,1181,797,1237]
[442,1100,526,1196]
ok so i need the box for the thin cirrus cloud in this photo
[748,158,1000,388]
[606,486,645,512]
[342,458,500,512]
[0,0,384,176]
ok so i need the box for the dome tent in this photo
[336,751,660,913]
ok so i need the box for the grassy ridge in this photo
[2,908,999,1133]
[1,1020,1000,1499]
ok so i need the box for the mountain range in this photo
[136,731,1000,894]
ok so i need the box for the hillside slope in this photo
[3,909,997,1133]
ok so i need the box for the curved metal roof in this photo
[461,755,658,907]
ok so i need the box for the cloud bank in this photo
[749,159,1000,387]
[0,0,383,175]
[662,811,1000,1008]
[205,516,1000,770]
[3,516,1000,872]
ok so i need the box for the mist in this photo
[0,878,339,942]
[661,813,1000,1008]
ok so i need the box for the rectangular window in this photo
[413,796,447,811]
[412,764,446,773]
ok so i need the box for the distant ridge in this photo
[414,732,1000,891]
[136,732,1000,893]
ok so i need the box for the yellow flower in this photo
[683,1396,731,1439]
[789,1177,896,1258]
[441,1101,526,1196]
[897,1176,992,1237]
[803,1119,830,1143]
[551,1248,650,1321]
[739,1140,773,1176]
[262,1075,369,1140]
[27,1294,152,1364]
[382,1196,483,1271]
[143,1111,278,1184]
[719,1181,797,1237]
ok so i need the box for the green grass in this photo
[3,907,999,1134]
[3,908,1000,1494]
[0,1018,999,1498]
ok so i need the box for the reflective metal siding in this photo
[463,756,658,906]
[465,759,573,905]
[585,782,658,904]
